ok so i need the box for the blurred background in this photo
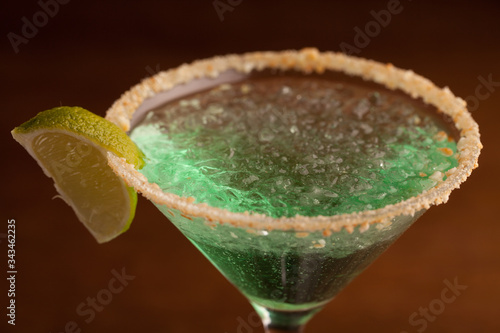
[2,0,499,332]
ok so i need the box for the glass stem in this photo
[251,302,322,333]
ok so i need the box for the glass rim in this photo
[106,48,482,233]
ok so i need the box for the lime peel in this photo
[14,106,145,169]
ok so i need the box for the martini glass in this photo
[106,49,481,332]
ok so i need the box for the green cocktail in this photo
[106,49,481,332]
[129,75,457,316]
[130,77,458,218]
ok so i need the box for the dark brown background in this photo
[2,0,499,332]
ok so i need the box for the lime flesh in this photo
[12,106,144,243]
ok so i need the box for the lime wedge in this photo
[12,106,145,243]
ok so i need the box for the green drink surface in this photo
[131,76,458,218]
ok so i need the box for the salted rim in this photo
[105,48,481,233]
